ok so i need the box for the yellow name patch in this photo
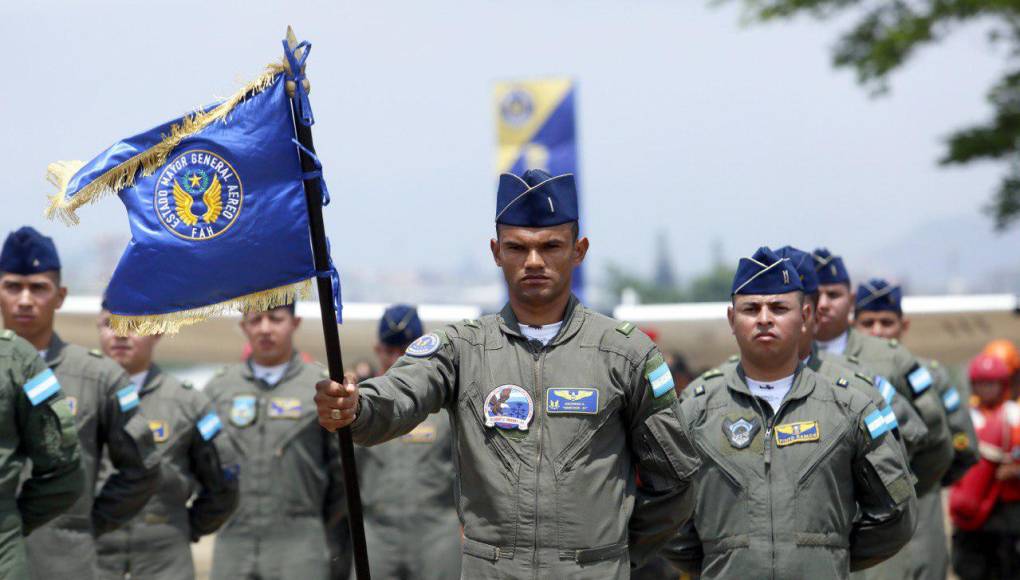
[401,424,437,444]
[149,420,170,443]
[774,421,820,447]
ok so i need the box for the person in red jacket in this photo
[950,353,1020,579]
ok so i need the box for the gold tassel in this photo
[45,61,288,225]
[108,278,312,336]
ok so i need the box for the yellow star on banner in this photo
[188,173,202,188]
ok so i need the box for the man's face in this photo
[855,310,908,340]
[373,343,405,374]
[490,223,588,308]
[240,307,300,365]
[728,291,807,369]
[0,272,66,341]
[815,283,853,341]
[97,310,160,374]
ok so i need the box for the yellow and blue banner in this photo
[45,43,334,336]
[494,78,583,295]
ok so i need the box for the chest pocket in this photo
[550,391,623,475]
[691,420,750,543]
[793,416,855,538]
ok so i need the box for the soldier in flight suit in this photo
[0,226,160,580]
[316,169,701,579]
[94,306,240,580]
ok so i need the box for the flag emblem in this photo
[156,150,243,240]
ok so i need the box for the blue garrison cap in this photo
[0,226,61,275]
[812,247,850,286]
[776,246,819,295]
[378,304,423,347]
[856,278,902,314]
[731,246,804,295]
[495,169,578,227]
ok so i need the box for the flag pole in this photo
[284,27,371,580]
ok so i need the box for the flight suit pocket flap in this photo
[559,541,629,564]
[794,532,848,548]
[463,537,513,562]
[702,535,749,554]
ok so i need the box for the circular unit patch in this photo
[483,384,534,431]
[406,333,441,357]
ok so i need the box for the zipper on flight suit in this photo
[749,394,787,580]
[529,340,546,580]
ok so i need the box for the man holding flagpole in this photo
[0,226,161,579]
[315,169,701,579]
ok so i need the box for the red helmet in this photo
[970,353,1013,383]
[982,339,1020,375]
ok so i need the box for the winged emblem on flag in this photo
[172,175,223,226]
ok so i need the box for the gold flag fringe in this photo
[109,278,312,336]
[45,61,288,225]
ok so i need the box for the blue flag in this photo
[46,53,332,335]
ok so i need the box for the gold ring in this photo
[330,409,342,420]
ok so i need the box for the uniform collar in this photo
[138,364,165,396]
[498,293,585,347]
[805,343,822,372]
[842,328,864,357]
[727,361,815,403]
[242,350,304,387]
[44,333,68,368]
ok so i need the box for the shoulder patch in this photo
[615,321,636,336]
[694,384,705,397]
[406,332,442,357]
[836,377,849,388]
[463,319,481,328]
[88,349,103,358]
[197,412,222,441]
[853,372,874,386]
[702,369,724,380]
[23,368,61,406]
[0,329,13,341]
[644,353,674,398]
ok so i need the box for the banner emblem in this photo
[155,149,243,240]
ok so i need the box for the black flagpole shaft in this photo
[290,103,372,580]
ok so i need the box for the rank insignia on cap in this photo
[406,333,441,357]
[775,421,820,447]
[401,423,438,444]
[149,420,170,443]
[731,246,804,296]
[483,384,533,431]
[723,417,760,449]
[268,398,302,419]
[197,412,222,440]
[117,385,140,412]
[546,388,599,414]
[23,368,61,406]
[906,364,933,396]
[865,407,898,439]
[812,248,850,286]
[230,395,257,427]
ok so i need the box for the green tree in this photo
[728,0,1020,229]
[605,262,736,304]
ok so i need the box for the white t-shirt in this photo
[747,374,795,413]
[251,362,288,386]
[817,331,849,355]
[130,370,149,390]
[520,321,563,346]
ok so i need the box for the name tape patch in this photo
[546,388,599,414]
[268,397,302,419]
[23,368,61,406]
[775,421,820,447]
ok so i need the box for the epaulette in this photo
[462,319,481,328]
[854,372,874,386]
[889,339,899,348]
[701,369,724,380]
[0,330,12,341]
[836,377,849,388]
[615,321,636,337]
[693,384,706,397]
[88,349,103,358]
[181,380,194,390]
[727,354,739,363]
[213,367,228,378]
[846,355,859,364]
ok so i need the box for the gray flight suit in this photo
[351,296,701,579]
[900,358,978,580]
[0,330,83,579]
[25,334,161,580]
[665,364,917,579]
[206,353,348,580]
[817,329,954,495]
[355,410,460,580]
[96,365,240,580]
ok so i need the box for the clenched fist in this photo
[315,372,359,432]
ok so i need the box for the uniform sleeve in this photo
[186,395,240,541]
[849,400,918,571]
[625,348,701,567]
[930,365,978,486]
[659,520,703,575]
[15,352,84,535]
[893,356,954,496]
[92,368,161,536]
[350,331,458,446]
